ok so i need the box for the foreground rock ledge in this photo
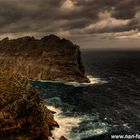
[0,72,59,140]
[0,35,89,83]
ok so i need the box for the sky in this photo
[0,0,140,49]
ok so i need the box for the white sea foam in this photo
[48,105,81,140]
[87,75,107,84]
[32,75,107,87]
[64,75,107,87]
[48,105,109,140]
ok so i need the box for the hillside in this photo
[0,72,59,140]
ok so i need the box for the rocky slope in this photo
[0,72,59,140]
[0,35,89,83]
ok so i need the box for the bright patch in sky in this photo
[62,0,74,10]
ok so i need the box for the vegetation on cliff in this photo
[0,72,59,140]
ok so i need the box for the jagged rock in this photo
[0,72,58,140]
[59,136,68,140]
[0,35,89,83]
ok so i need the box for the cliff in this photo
[0,72,59,140]
[0,35,89,83]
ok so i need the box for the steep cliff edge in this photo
[0,35,89,83]
[0,72,59,140]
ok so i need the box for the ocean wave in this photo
[48,105,81,140]
[48,105,109,140]
[32,75,107,87]
[87,75,107,84]
[63,75,107,87]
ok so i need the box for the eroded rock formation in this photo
[0,72,59,140]
[0,35,89,83]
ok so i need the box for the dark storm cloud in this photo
[111,0,140,19]
[0,0,140,36]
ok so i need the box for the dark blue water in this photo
[31,50,140,140]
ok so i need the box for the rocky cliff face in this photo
[0,35,89,83]
[0,72,59,140]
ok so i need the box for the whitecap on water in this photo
[48,105,109,140]
[63,75,107,87]
[31,75,107,88]
[87,75,107,84]
[48,105,81,140]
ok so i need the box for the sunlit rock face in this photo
[0,35,89,83]
[0,72,58,140]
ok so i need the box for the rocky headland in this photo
[0,35,89,83]
[0,35,88,140]
[0,72,59,140]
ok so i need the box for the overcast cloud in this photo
[0,0,140,49]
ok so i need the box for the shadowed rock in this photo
[59,136,68,140]
[0,72,59,140]
[0,35,89,83]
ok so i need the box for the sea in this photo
[30,50,140,140]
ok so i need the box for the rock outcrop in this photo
[0,35,89,83]
[0,72,59,140]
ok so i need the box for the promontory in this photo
[0,35,89,83]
